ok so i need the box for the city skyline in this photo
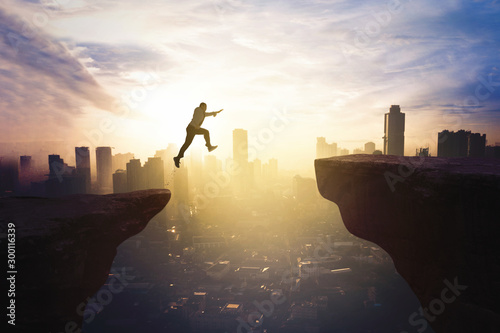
[1,1,499,172]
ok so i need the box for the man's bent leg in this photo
[195,128,211,147]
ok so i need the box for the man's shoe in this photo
[207,145,218,152]
[173,156,180,168]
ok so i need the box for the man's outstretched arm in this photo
[205,109,223,117]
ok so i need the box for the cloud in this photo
[0,7,115,141]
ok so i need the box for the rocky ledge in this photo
[315,155,500,333]
[0,189,170,332]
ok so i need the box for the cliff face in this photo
[0,189,170,332]
[315,155,500,333]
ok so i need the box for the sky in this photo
[1,0,499,172]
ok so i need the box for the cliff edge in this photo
[1,189,170,332]
[315,155,500,332]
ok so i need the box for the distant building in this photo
[113,169,127,193]
[112,152,134,172]
[144,157,164,189]
[468,132,486,157]
[190,302,249,333]
[155,143,177,190]
[416,147,430,157]
[0,157,19,195]
[193,236,226,251]
[75,147,91,193]
[437,130,486,157]
[96,147,112,193]
[293,175,318,202]
[316,137,337,158]
[364,142,376,154]
[234,266,270,281]
[265,158,278,183]
[485,145,500,159]
[20,155,32,173]
[46,154,85,197]
[126,159,145,191]
[174,162,189,205]
[233,129,249,195]
[339,148,349,156]
[206,261,230,280]
[353,148,364,154]
[19,155,33,188]
[383,105,405,156]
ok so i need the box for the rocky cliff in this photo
[315,155,500,333]
[0,189,170,332]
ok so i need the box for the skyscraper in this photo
[75,147,91,193]
[96,147,112,193]
[233,129,249,195]
[364,142,376,154]
[437,130,486,157]
[233,129,248,165]
[113,169,127,193]
[144,157,164,189]
[126,159,145,191]
[316,137,337,159]
[383,105,405,156]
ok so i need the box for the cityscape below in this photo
[1,105,499,333]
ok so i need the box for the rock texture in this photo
[315,155,500,333]
[0,189,170,332]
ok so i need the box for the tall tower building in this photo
[96,147,112,193]
[233,129,248,165]
[383,105,405,156]
[364,142,376,154]
[49,154,65,179]
[316,137,337,158]
[189,147,203,195]
[155,144,177,189]
[437,130,486,157]
[113,169,127,193]
[75,147,91,193]
[126,159,145,191]
[144,157,164,189]
[233,129,249,195]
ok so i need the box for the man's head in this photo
[200,102,207,111]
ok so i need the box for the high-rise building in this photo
[48,154,65,179]
[233,129,249,195]
[383,105,405,156]
[253,158,262,189]
[233,129,248,166]
[126,159,145,191]
[468,132,486,157]
[75,147,91,193]
[204,154,218,184]
[20,155,32,173]
[46,154,85,196]
[155,144,177,188]
[96,147,112,193]
[438,130,486,157]
[144,157,164,189]
[364,142,376,154]
[189,147,203,194]
[353,148,364,154]
[113,169,127,193]
[19,155,33,187]
[112,152,135,173]
[0,157,19,195]
[174,162,189,207]
[316,137,337,159]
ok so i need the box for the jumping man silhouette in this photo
[174,102,223,168]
